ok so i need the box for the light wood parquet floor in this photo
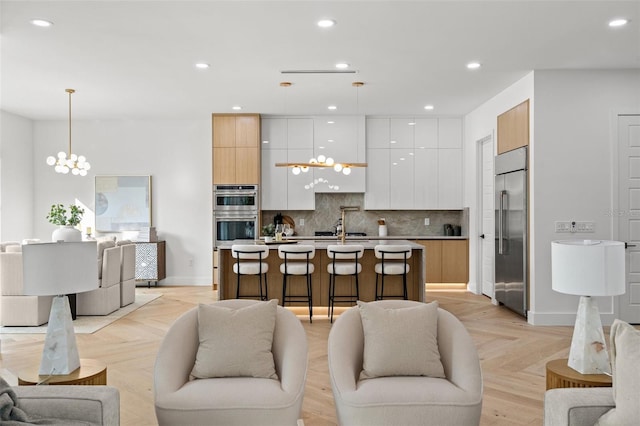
[0,286,579,425]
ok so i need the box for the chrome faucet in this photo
[338,205,360,244]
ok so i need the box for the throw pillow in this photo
[595,319,640,425]
[357,301,445,380]
[191,300,279,380]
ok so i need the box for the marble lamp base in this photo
[567,296,611,375]
[39,295,81,375]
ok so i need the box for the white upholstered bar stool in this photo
[374,244,412,300]
[278,244,315,322]
[327,244,364,323]
[231,244,269,301]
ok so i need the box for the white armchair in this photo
[328,300,483,426]
[0,251,53,326]
[76,241,121,315]
[154,299,308,426]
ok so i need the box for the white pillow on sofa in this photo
[596,319,640,425]
[357,300,445,380]
[191,299,278,380]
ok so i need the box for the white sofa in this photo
[0,251,53,326]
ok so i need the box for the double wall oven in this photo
[213,184,259,246]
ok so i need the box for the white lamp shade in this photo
[22,241,98,296]
[552,240,625,296]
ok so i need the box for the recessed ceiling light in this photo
[232,106,242,110]
[424,105,435,110]
[30,19,53,27]
[328,139,334,142]
[195,63,210,69]
[262,140,269,144]
[328,105,337,110]
[335,63,349,69]
[317,19,336,28]
[327,121,335,124]
[467,62,481,70]
[390,140,397,144]
[609,18,629,27]
[408,122,416,126]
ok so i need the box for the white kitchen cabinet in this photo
[261,118,287,149]
[261,118,315,210]
[314,116,365,193]
[364,149,390,209]
[261,149,287,210]
[390,118,415,149]
[438,149,463,209]
[287,148,315,210]
[366,118,391,149]
[414,148,439,209]
[438,118,462,148]
[364,117,463,210]
[389,148,415,209]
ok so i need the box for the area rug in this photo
[0,292,161,334]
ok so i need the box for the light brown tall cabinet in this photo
[497,99,529,154]
[212,114,261,184]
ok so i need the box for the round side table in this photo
[546,358,612,390]
[18,358,107,386]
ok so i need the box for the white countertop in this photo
[217,239,426,250]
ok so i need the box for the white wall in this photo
[0,111,35,241]
[463,73,534,295]
[31,118,212,285]
[530,69,640,325]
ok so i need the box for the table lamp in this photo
[551,240,625,375]
[22,241,98,375]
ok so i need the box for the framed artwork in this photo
[95,175,152,232]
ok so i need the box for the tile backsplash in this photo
[263,193,466,237]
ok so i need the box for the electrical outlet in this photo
[299,218,305,226]
[575,221,595,233]
[555,221,571,233]
[424,218,430,226]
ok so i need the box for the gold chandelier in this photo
[46,89,91,176]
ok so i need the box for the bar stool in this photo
[374,244,411,300]
[278,244,315,322]
[327,244,364,323]
[231,244,269,301]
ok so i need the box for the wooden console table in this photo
[546,358,612,390]
[135,241,166,287]
[18,358,107,386]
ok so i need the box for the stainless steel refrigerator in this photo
[494,146,528,317]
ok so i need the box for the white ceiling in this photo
[1,0,639,121]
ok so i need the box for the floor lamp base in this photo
[40,295,81,375]
[568,295,611,375]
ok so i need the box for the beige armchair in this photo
[76,241,121,315]
[154,299,308,426]
[328,300,483,426]
[544,387,614,426]
[118,241,136,307]
[0,251,53,326]
[11,384,120,425]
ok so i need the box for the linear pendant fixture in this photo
[46,89,91,176]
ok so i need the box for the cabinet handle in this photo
[625,242,637,249]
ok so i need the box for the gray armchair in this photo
[12,385,120,425]
[544,387,614,426]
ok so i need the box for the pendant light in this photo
[46,89,91,176]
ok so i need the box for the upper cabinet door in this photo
[414,118,438,149]
[235,115,260,148]
[262,118,287,150]
[315,116,358,160]
[213,115,236,148]
[287,118,314,149]
[364,149,391,209]
[390,118,415,149]
[261,149,287,210]
[366,118,391,149]
[438,118,462,149]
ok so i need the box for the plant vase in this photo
[52,225,82,242]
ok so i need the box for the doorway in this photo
[617,114,640,323]
[477,134,495,299]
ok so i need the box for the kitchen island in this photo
[217,239,426,307]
